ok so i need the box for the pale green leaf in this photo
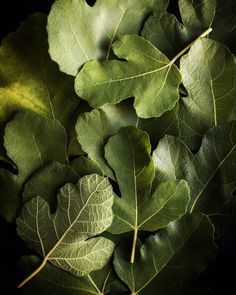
[179,38,236,150]
[17,174,115,286]
[47,0,168,76]
[75,34,181,118]
[153,121,236,215]
[105,126,189,263]
[0,13,79,132]
[0,111,68,222]
[114,214,217,295]
[20,256,127,295]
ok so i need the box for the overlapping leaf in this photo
[105,126,189,262]
[20,256,127,295]
[153,121,236,215]
[179,39,236,149]
[76,101,179,179]
[47,0,168,76]
[0,111,68,222]
[75,34,182,118]
[114,214,216,295]
[142,0,236,59]
[17,174,115,287]
[0,13,79,133]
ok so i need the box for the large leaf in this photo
[76,101,179,179]
[0,13,79,132]
[20,256,126,295]
[17,174,115,288]
[142,0,236,59]
[179,38,236,149]
[76,100,137,179]
[153,121,236,215]
[114,214,217,295]
[0,111,68,222]
[47,0,168,76]
[105,126,189,262]
[75,34,182,118]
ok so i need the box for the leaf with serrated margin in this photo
[114,214,217,295]
[105,126,189,263]
[0,111,68,222]
[75,34,181,118]
[179,38,236,150]
[153,121,236,218]
[20,256,127,295]
[47,0,168,76]
[17,174,115,287]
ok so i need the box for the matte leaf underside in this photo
[17,174,115,287]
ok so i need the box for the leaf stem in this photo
[170,27,213,64]
[17,257,47,288]
[130,228,138,264]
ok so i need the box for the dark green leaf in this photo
[114,214,217,294]
[0,111,68,222]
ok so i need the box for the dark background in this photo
[0,1,235,294]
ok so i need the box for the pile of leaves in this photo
[0,0,236,294]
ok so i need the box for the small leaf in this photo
[17,174,115,287]
[105,126,189,263]
[47,0,168,76]
[153,121,236,215]
[114,214,217,295]
[75,34,181,118]
[20,256,127,295]
[179,38,236,150]
[0,111,68,222]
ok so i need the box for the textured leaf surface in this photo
[0,111,67,222]
[47,0,167,76]
[114,214,217,295]
[153,121,236,214]
[17,174,115,283]
[179,39,236,149]
[23,161,78,208]
[76,101,179,179]
[76,100,137,179]
[142,0,236,58]
[75,34,182,118]
[20,256,126,295]
[0,13,79,132]
[105,126,189,262]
